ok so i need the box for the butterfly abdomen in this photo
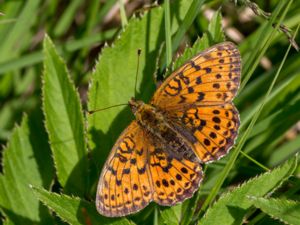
[132,101,196,161]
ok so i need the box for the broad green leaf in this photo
[42,35,88,196]
[250,197,300,225]
[199,156,297,225]
[32,186,133,225]
[0,112,54,224]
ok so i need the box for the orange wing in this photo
[96,121,203,217]
[96,121,153,217]
[168,103,239,162]
[151,42,241,109]
[151,42,241,162]
[146,134,203,206]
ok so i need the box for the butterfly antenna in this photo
[134,48,142,98]
[87,103,128,115]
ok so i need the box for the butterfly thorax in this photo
[129,98,197,161]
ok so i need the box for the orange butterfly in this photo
[96,42,241,217]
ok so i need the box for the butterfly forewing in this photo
[151,42,241,108]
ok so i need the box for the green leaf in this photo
[0,113,54,224]
[207,10,225,44]
[250,197,300,225]
[159,204,182,225]
[32,186,133,225]
[199,156,297,225]
[42,35,88,196]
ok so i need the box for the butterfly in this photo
[96,42,241,217]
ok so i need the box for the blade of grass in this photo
[0,29,117,75]
[0,0,40,62]
[268,135,300,167]
[171,0,206,52]
[119,0,128,27]
[160,0,206,72]
[53,0,83,37]
[239,0,293,92]
[98,0,118,23]
[197,17,298,220]
[239,151,270,171]
[164,0,172,66]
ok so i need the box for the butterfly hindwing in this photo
[168,103,240,162]
[96,121,153,217]
[147,136,203,206]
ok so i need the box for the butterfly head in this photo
[129,97,144,115]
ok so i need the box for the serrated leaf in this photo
[42,35,88,196]
[0,112,54,224]
[32,186,133,225]
[250,197,300,225]
[199,156,297,225]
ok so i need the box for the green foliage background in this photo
[0,0,299,224]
